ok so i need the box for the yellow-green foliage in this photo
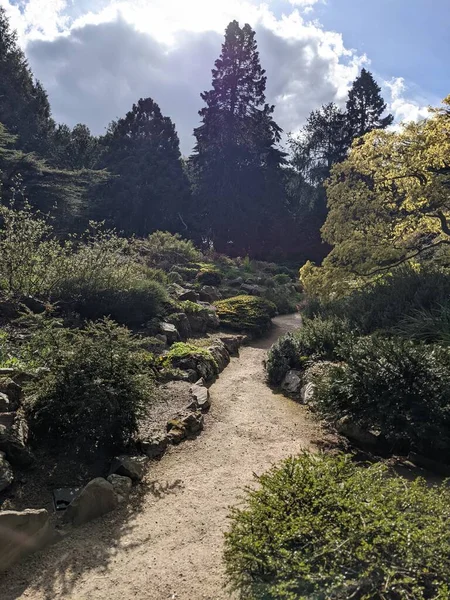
[215,295,276,334]
[302,96,450,299]
[162,342,217,369]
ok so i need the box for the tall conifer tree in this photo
[191,20,286,256]
[346,68,393,141]
[94,97,189,236]
[0,7,54,153]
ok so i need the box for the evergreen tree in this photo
[50,124,101,170]
[0,123,109,229]
[191,20,286,257]
[290,103,348,186]
[93,97,189,236]
[346,68,393,142]
[0,8,54,153]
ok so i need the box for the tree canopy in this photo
[300,96,450,298]
[191,20,287,257]
[93,97,190,236]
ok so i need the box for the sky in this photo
[1,0,448,154]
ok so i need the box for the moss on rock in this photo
[215,295,276,335]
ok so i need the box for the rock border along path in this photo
[4,313,324,600]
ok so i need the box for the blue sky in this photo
[2,0,446,153]
[312,0,449,100]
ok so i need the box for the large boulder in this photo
[0,424,33,467]
[199,286,221,303]
[281,370,302,395]
[336,417,380,450]
[219,335,245,357]
[0,451,13,492]
[208,342,230,374]
[196,356,218,384]
[64,478,119,527]
[106,474,132,503]
[138,433,169,459]
[159,322,181,345]
[109,455,148,481]
[0,509,56,572]
[166,313,192,341]
[0,378,22,410]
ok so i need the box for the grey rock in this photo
[166,313,191,340]
[0,424,33,467]
[0,378,22,409]
[208,342,230,374]
[281,370,302,395]
[300,382,316,404]
[63,478,119,527]
[178,289,199,302]
[107,474,132,503]
[229,277,243,287]
[139,434,169,459]
[199,286,221,303]
[336,417,379,449]
[0,452,13,492]
[159,322,180,345]
[190,383,211,412]
[240,283,265,296]
[167,411,204,443]
[0,393,10,412]
[219,336,244,357]
[109,455,148,481]
[0,509,56,572]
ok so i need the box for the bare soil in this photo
[3,314,330,600]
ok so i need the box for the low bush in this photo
[272,273,291,285]
[162,342,217,370]
[394,304,450,345]
[224,453,450,600]
[215,295,276,335]
[67,278,168,327]
[197,267,222,286]
[266,316,352,385]
[137,231,200,270]
[25,318,153,457]
[262,287,300,315]
[315,335,450,459]
[308,266,450,335]
[170,265,199,282]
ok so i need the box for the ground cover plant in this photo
[224,453,450,600]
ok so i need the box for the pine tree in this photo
[0,7,54,153]
[290,103,348,186]
[346,68,393,142]
[93,97,190,236]
[191,21,286,257]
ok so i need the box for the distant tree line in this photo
[0,9,393,261]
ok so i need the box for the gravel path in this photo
[3,313,325,600]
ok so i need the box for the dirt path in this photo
[4,314,324,600]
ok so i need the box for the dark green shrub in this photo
[394,304,450,345]
[61,278,168,327]
[25,319,152,457]
[266,334,302,385]
[224,453,450,600]
[263,287,300,315]
[315,335,450,459]
[170,265,199,282]
[266,316,352,385]
[310,267,450,335]
[197,267,222,286]
[273,273,291,285]
[137,231,200,270]
[215,295,276,335]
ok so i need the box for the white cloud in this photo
[385,77,430,124]
[0,0,435,153]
